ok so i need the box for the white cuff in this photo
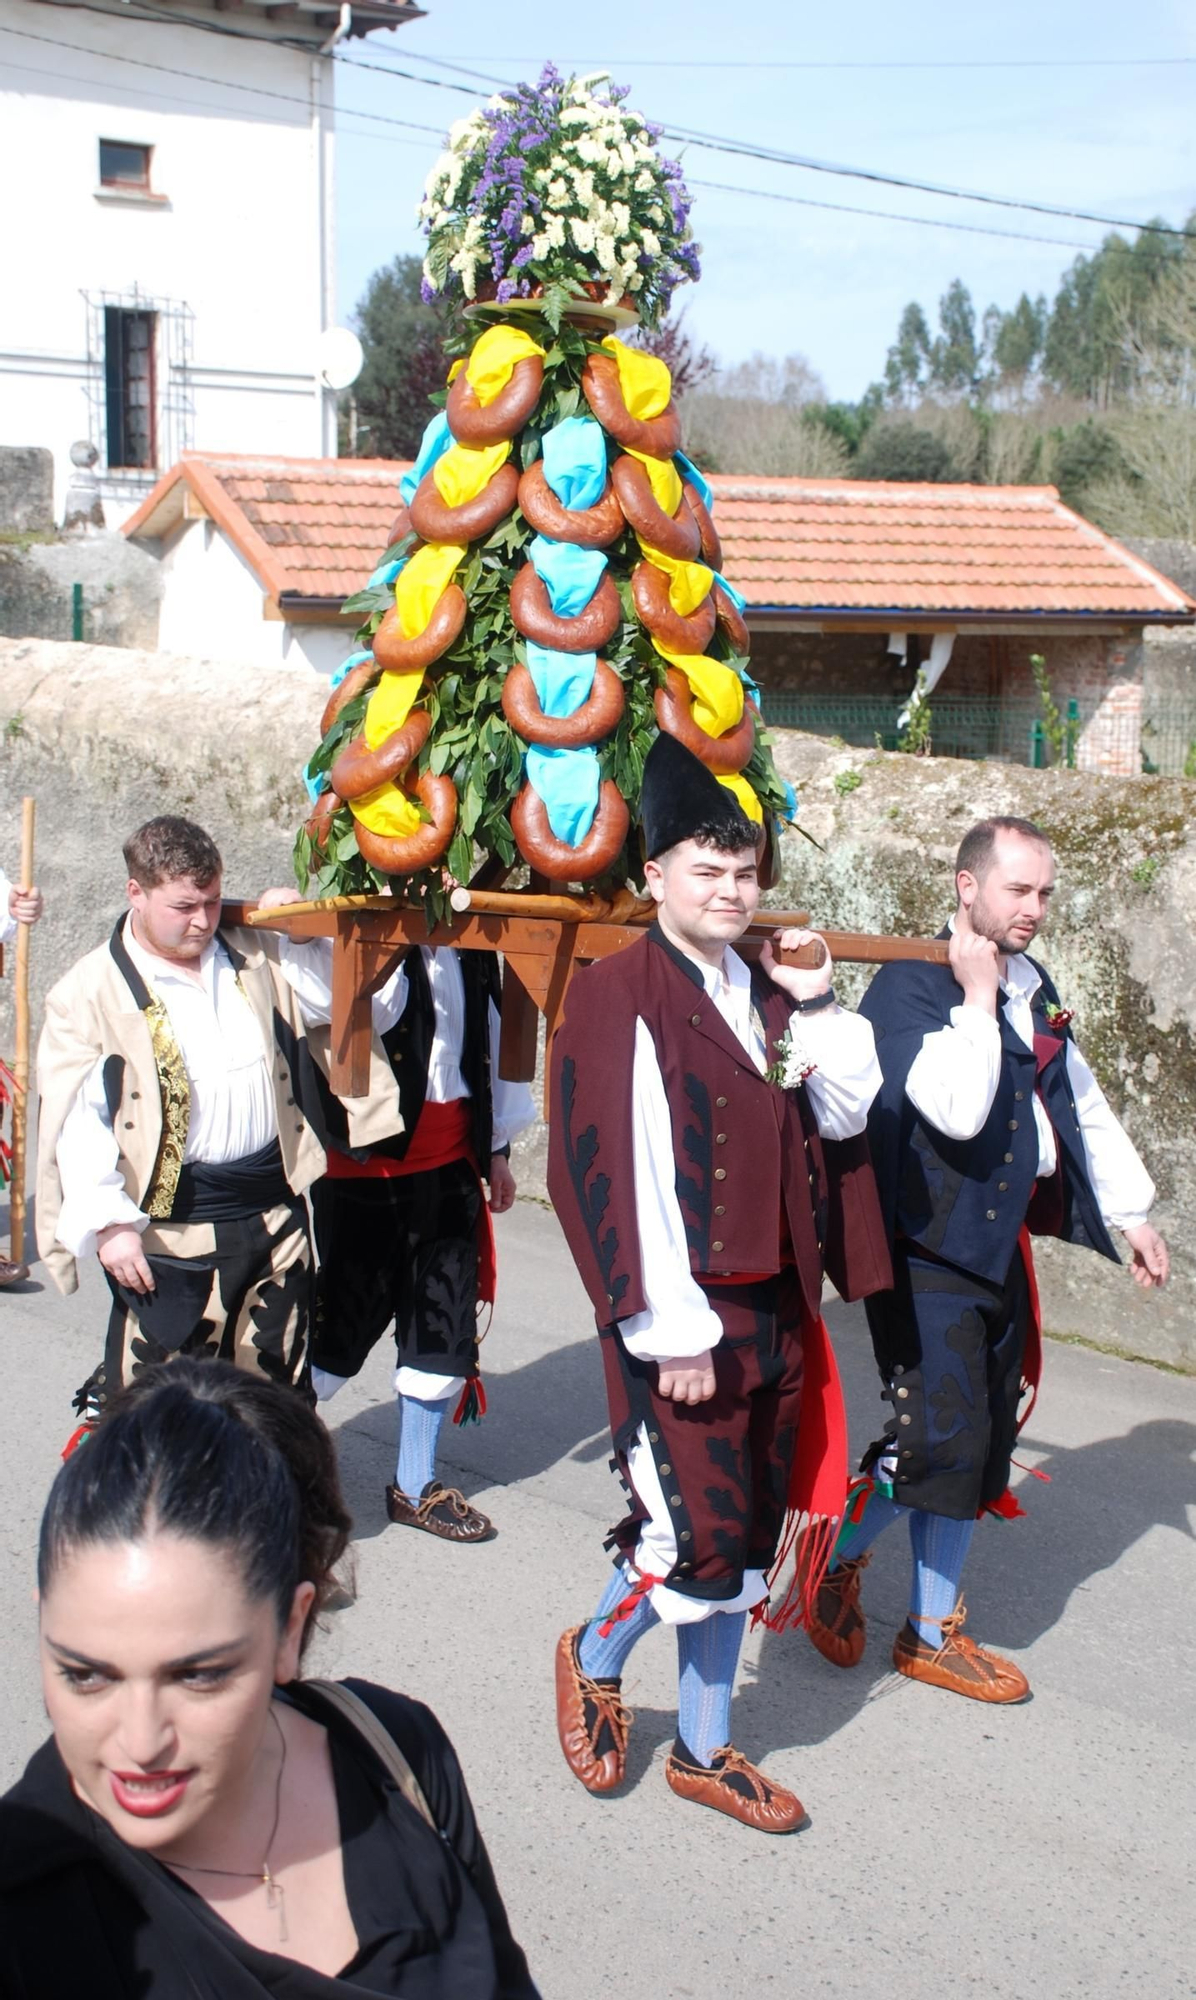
[394,1366,463,1403]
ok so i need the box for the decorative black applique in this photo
[559,1056,627,1313]
[675,1072,713,1261]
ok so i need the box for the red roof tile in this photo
[123,455,1195,620]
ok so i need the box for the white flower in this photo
[628,272,644,291]
[594,232,619,274]
[532,231,550,260]
[545,214,566,249]
[634,167,655,192]
[648,205,665,225]
[547,176,569,207]
[640,228,660,258]
[611,202,631,236]
[569,167,596,206]
[594,208,617,238]
[570,216,596,254]
[521,213,534,235]
[619,140,637,173]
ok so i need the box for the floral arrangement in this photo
[1043,1000,1075,1032]
[419,64,700,329]
[765,1025,818,1091]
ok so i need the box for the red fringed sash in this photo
[757,1311,849,1633]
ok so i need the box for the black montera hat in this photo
[640,730,759,860]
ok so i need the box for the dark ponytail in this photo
[38,1360,351,1656]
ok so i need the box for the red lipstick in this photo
[109,1770,193,1817]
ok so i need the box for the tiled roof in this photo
[124,455,1195,620]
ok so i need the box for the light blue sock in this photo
[395,1394,447,1500]
[909,1511,976,1644]
[577,1567,661,1679]
[676,1610,748,1766]
[830,1488,908,1569]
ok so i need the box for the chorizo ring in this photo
[384,501,413,549]
[654,669,759,775]
[352,771,458,875]
[502,658,625,749]
[321,656,380,738]
[611,455,701,561]
[509,563,623,653]
[581,352,681,457]
[408,461,518,545]
[684,482,723,570]
[372,583,467,674]
[510,779,630,881]
[330,706,432,802]
[631,561,717,654]
[516,459,625,549]
[446,355,544,445]
[713,581,750,656]
[304,787,343,858]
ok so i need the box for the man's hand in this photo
[8,885,42,925]
[256,886,304,912]
[759,928,834,1005]
[657,1350,717,1404]
[96,1224,155,1294]
[488,1153,516,1214]
[949,905,1000,1014]
[1123,1222,1169,1289]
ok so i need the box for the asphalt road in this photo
[2,1200,1194,2000]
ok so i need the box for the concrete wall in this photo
[0,0,337,522]
[155,521,352,677]
[0,530,162,647]
[1,634,1191,1372]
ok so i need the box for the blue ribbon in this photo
[368,556,406,588]
[526,744,600,845]
[541,416,608,511]
[675,451,713,511]
[528,535,607,617]
[713,571,747,613]
[329,647,373,691]
[525,641,597,715]
[399,411,453,504]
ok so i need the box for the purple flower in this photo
[420,274,437,302]
[511,243,534,268]
[495,278,517,303]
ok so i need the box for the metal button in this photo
[286,1096,295,1107]
[899,1413,912,1425]
[897,1386,909,1399]
[716,1095,728,1108]
[1009,1119,1019,1130]
[898,1475,909,1483]
[714,1205,725,1217]
[712,1240,724,1253]
[893,1365,905,1377]
[660,1462,672,1476]
[124,1120,134,1130]
[648,1431,659,1444]
[680,1530,692,1542]
[606,1291,614,1303]
[1015,1089,1025,1102]
[809,1171,816,1186]
[715,1133,727,1145]
[901,1449,913,1460]
[130,1090,141,1100]
[998,1181,1008,1192]
[986,1209,997,1220]
[714,1167,727,1181]
[1004,1153,1014,1164]
[670,1495,682,1508]
[691,1013,702,1026]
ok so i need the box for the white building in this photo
[0,0,419,526]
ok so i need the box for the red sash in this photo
[323,1100,497,1306]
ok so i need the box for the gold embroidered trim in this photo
[143,996,191,1218]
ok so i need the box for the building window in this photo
[99,140,152,190]
[104,308,157,469]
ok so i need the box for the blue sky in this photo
[332,0,1195,401]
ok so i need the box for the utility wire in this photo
[688,177,1097,253]
[385,49,1196,71]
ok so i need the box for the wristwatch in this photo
[793,986,837,1014]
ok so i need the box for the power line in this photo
[380,49,1196,72]
[688,177,1097,253]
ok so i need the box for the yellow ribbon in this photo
[653,645,746,736]
[363,668,423,748]
[717,772,764,824]
[601,335,671,418]
[465,324,545,404]
[641,545,714,617]
[395,542,466,640]
[432,438,511,507]
[626,445,683,517]
[351,781,424,840]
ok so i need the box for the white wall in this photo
[0,0,339,521]
[153,516,350,675]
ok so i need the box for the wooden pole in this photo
[9,797,35,1272]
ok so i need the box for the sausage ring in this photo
[321,656,380,738]
[502,658,625,748]
[516,459,625,549]
[509,563,623,653]
[654,669,759,775]
[330,706,432,802]
[408,461,519,545]
[631,561,717,654]
[713,582,750,656]
[372,583,467,674]
[447,355,544,445]
[611,456,701,561]
[384,501,413,550]
[581,352,681,457]
[684,482,723,570]
[510,779,630,881]
[304,788,343,858]
[352,772,458,875]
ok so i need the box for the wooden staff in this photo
[9,797,35,1270]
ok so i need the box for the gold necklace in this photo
[169,1707,290,1942]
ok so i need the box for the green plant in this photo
[1130,855,1162,888]
[1030,653,1068,766]
[4,714,25,741]
[1182,740,1196,779]
[897,669,933,755]
[833,768,862,797]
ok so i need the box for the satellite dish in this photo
[318,327,364,391]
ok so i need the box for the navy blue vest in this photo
[858,947,1119,1285]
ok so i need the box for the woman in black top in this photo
[0,1359,539,1999]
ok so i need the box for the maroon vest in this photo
[548,927,890,1328]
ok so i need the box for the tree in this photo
[854,421,952,482]
[989,292,1047,398]
[884,303,933,404]
[349,255,453,459]
[929,278,981,395]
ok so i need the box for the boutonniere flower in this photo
[766,1025,818,1089]
[1043,1001,1075,1032]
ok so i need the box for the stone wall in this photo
[1,635,1191,1371]
[0,531,163,650]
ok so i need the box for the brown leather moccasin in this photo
[554,1625,633,1794]
[664,1739,807,1834]
[384,1480,495,1543]
[807,1551,870,1668]
[892,1601,1030,1703]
